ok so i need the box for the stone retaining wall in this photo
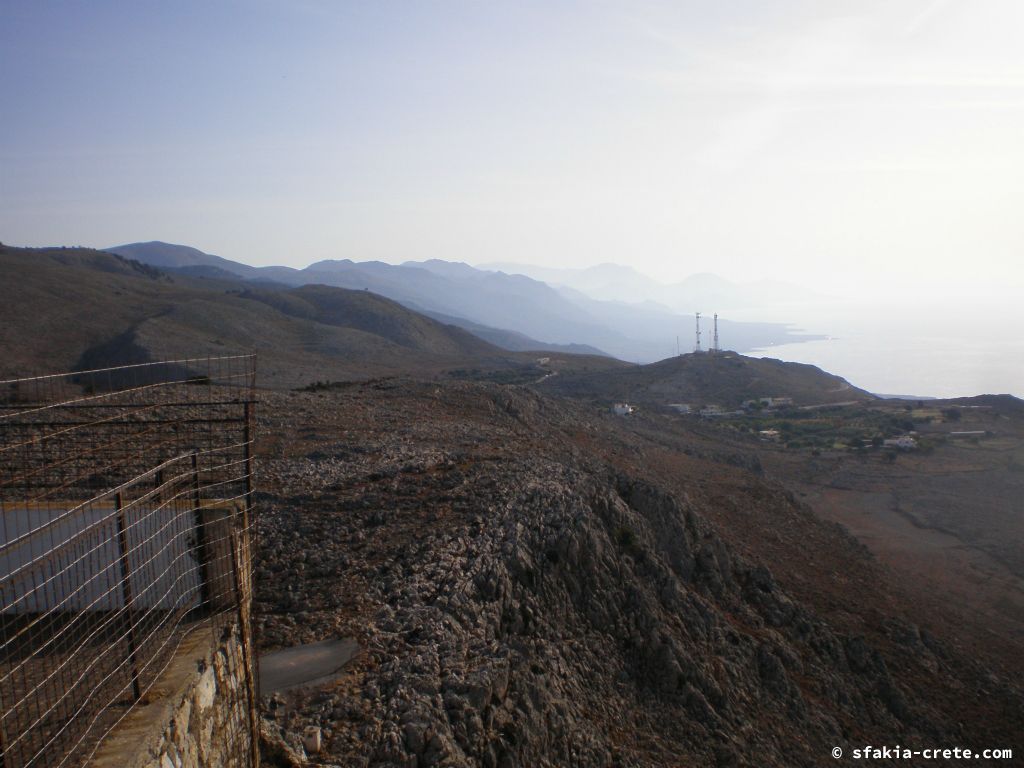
[89,622,255,768]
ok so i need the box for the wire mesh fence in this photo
[0,356,258,768]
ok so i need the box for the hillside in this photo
[541,350,873,408]
[235,284,498,359]
[0,245,519,386]
[107,240,263,278]
[743,395,1024,653]
[255,381,1022,765]
[418,309,611,356]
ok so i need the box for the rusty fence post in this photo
[243,400,254,517]
[114,491,142,702]
[240,397,260,766]
[242,400,258,688]
[191,452,211,611]
[154,468,164,505]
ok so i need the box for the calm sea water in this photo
[735,300,1024,399]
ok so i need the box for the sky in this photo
[2,0,1023,300]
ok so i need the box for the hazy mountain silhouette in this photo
[481,261,820,312]
[107,241,264,278]
[106,242,821,363]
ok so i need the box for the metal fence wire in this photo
[0,356,258,768]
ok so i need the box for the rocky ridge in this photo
[254,382,1022,767]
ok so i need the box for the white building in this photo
[611,403,634,416]
[667,403,691,414]
[884,436,917,450]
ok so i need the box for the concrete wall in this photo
[1,499,202,613]
[90,621,255,768]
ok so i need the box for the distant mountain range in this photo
[479,261,821,313]
[106,242,821,362]
[0,243,864,408]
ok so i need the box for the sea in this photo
[734,299,1024,400]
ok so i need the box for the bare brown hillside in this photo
[0,245,519,386]
[541,350,873,409]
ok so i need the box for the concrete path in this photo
[259,637,360,694]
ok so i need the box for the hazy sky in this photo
[2,1,1023,298]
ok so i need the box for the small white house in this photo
[611,403,634,416]
[884,436,917,450]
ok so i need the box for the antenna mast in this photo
[694,312,702,352]
[713,313,719,353]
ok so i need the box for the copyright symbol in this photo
[832,747,843,759]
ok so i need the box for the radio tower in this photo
[713,313,719,353]
[694,312,702,352]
